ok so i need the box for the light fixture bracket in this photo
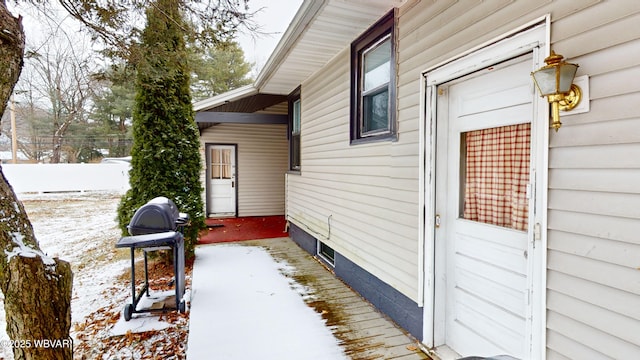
[558,83,582,111]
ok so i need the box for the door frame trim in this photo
[205,143,239,217]
[418,16,550,359]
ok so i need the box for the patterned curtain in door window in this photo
[463,123,531,231]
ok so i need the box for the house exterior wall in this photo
[286,43,423,303]
[287,0,640,357]
[200,123,288,217]
[545,7,640,360]
[401,0,640,357]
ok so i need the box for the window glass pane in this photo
[291,134,300,170]
[461,123,531,231]
[211,149,221,179]
[211,148,232,179]
[293,99,301,133]
[363,37,390,92]
[220,149,232,179]
[212,165,221,179]
[319,242,335,265]
[362,88,389,133]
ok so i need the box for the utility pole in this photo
[10,95,17,164]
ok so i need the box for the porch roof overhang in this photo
[194,0,403,122]
[194,85,287,131]
[196,112,287,125]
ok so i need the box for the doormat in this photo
[198,216,288,244]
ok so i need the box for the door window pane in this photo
[461,123,531,231]
[211,148,232,179]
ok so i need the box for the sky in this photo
[10,0,303,75]
[236,0,304,75]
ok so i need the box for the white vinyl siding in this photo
[398,0,640,357]
[287,44,421,301]
[200,123,288,217]
[549,5,640,359]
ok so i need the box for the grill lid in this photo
[128,197,182,235]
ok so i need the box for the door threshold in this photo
[430,345,461,360]
[208,213,236,218]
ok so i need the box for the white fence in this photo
[2,163,130,194]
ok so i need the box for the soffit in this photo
[256,0,404,95]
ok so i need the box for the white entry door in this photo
[434,55,535,358]
[208,145,236,216]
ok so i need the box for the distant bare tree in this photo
[12,95,50,162]
[16,26,97,163]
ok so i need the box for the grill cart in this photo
[116,197,189,321]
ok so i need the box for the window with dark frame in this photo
[288,86,301,171]
[350,9,396,144]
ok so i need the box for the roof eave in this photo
[254,0,327,91]
[192,85,259,112]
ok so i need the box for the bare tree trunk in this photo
[51,122,70,163]
[0,2,23,116]
[2,235,73,360]
[51,136,63,163]
[0,3,73,359]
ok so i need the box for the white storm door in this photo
[208,145,236,215]
[435,55,535,358]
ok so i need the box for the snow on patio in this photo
[187,244,347,359]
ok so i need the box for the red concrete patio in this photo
[198,216,288,244]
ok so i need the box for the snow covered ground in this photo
[0,191,131,359]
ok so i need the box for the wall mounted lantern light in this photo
[531,50,582,131]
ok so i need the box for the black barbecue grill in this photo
[127,197,189,235]
[116,197,189,321]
